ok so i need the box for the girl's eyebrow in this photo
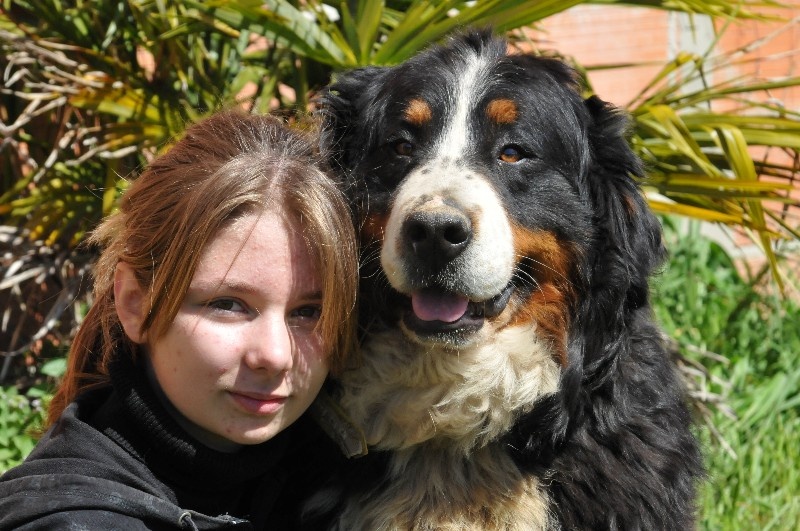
[187,279,259,296]
[300,290,324,301]
[188,280,323,300]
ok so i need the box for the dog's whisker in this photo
[514,253,574,285]
[427,408,438,436]
[513,266,544,296]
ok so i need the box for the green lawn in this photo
[653,219,800,530]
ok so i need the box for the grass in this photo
[1,219,798,528]
[653,218,800,530]
[0,357,62,472]
[0,385,47,471]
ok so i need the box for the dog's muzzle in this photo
[392,202,515,337]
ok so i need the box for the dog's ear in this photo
[317,66,388,173]
[583,95,665,314]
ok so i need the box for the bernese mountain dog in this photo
[313,29,703,530]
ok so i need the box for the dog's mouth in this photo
[403,283,515,336]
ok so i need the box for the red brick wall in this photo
[529,5,670,107]
[530,2,800,112]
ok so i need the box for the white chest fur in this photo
[337,324,561,529]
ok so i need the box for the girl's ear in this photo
[114,262,147,344]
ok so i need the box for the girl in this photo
[0,110,359,530]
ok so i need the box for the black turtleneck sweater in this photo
[0,355,344,530]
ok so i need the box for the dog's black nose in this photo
[403,208,472,261]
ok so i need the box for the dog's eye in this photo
[499,145,524,163]
[394,140,414,157]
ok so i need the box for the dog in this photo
[313,30,702,530]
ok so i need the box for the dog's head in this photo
[320,30,664,366]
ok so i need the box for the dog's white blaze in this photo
[381,163,515,299]
[435,52,488,159]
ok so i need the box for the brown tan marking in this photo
[486,98,518,124]
[403,98,433,126]
[623,193,638,217]
[509,225,576,366]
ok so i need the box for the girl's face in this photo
[147,209,327,447]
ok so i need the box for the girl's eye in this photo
[394,140,414,157]
[292,305,322,320]
[499,145,524,163]
[208,299,246,313]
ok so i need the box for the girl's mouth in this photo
[228,391,287,415]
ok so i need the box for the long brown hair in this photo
[48,110,358,426]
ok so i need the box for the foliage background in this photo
[1,1,799,528]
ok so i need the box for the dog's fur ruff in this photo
[309,30,703,530]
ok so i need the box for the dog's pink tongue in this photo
[411,290,469,322]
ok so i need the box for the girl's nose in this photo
[243,315,293,373]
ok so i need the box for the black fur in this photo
[315,30,703,530]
